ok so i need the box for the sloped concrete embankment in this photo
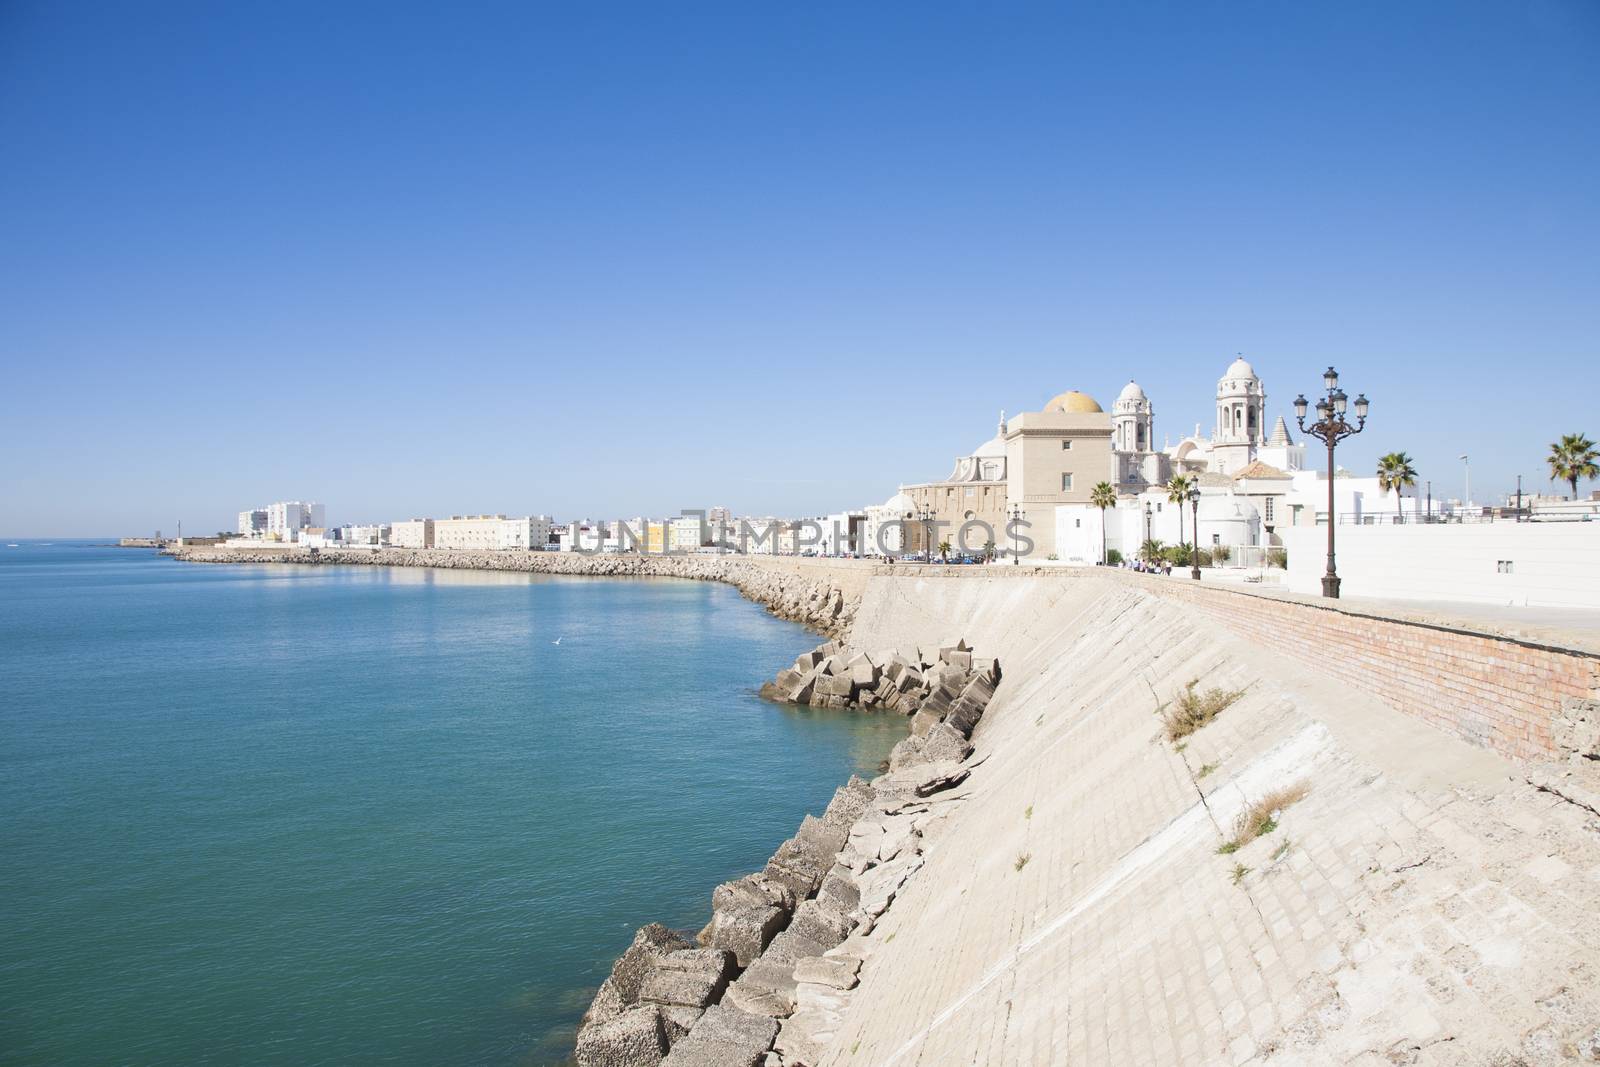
[808,573,1600,1066]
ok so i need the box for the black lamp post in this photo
[1143,500,1152,555]
[917,505,933,564]
[1294,367,1369,598]
[1187,482,1202,580]
[1008,502,1023,565]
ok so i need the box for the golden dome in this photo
[1044,390,1103,414]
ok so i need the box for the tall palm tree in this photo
[1090,481,1117,565]
[1548,433,1600,500]
[1376,453,1418,520]
[1166,474,1193,548]
[937,540,951,564]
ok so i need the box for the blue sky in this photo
[2,1,1596,536]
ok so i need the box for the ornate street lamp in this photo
[917,505,934,564]
[1294,367,1369,598]
[1143,500,1152,550]
[1008,502,1023,565]
[1187,482,1202,581]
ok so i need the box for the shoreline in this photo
[168,546,864,640]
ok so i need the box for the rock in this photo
[640,949,734,1009]
[714,873,796,914]
[659,1005,703,1043]
[945,649,973,669]
[1554,697,1600,760]
[581,977,627,1029]
[661,1005,780,1067]
[887,735,927,772]
[872,760,970,804]
[795,814,848,859]
[817,866,861,913]
[792,955,860,989]
[921,722,974,764]
[706,904,786,967]
[575,1005,670,1067]
[858,852,924,918]
[787,897,854,950]
[875,818,919,863]
[724,956,802,1017]
[849,658,880,688]
[758,681,785,701]
[610,924,694,1003]
[822,777,875,830]
[908,709,941,739]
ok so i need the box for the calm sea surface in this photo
[0,543,900,1066]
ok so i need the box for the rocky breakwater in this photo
[574,642,1001,1067]
[167,548,859,639]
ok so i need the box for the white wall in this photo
[1282,521,1600,608]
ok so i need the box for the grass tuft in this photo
[1221,782,1310,852]
[1014,851,1032,872]
[1197,762,1218,779]
[1024,804,1033,820]
[1231,863,1251,885]
[1162,679,1247,742]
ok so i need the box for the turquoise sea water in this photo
[0,543,900,1066]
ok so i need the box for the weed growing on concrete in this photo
[1162,679,1247,742]
[1272,838,1292,861]
[1216,840,1239,855]
[1231,863,1251,885]
[1024,804,1033,820]
[1014,851,1032,872]
[1223,782,1310,852]
[1197,762,1218,779]
[1175,741,1188,753]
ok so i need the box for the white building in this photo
[390,518,434,549]
[263,501,325,542]
[237,509,267,537]
[432,515,553,551]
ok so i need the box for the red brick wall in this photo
[1133,577,1600,764]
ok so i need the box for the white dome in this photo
[1117,380,1147,403]
[883,491,916,514]
[972,435,1006,458]
[1223,356,1257,381]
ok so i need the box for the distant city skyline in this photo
[2,1,1596,537]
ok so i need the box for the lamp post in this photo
[1460,454,1471,512]
[1187,482,1201,580]
[917,505,933,564]
[1143,500,1152,554]
[1008,502,1023,565]
[1294,367,1369,599]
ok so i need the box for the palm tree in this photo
[1165,474,1193,547]
[1090,481,1117,565]
[937,540,951,563]
[1139,538,1165,564]
[1376,453,1418,520]
[1548,433,1600,500]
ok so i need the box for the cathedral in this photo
[886,356,1305,560]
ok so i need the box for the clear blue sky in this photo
[2,1,1596,536]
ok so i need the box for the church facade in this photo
[879,356,1309,561]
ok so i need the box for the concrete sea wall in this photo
[168,548,1600,1064]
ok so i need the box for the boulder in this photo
[848,658,880,689]
[639,950,733,1010]
[887,735,927,772]
[757,681,784,702]
[661,1005,780,1067]
[787,897,853,950]
[817,866,861,913]
[921,722,974,764]
[609,924,694,1003]
[713,872,796,915]
[705,904,786,967]
[792,955,860,990]
[581,976,626,1029]
[575,1005,670,1067]
[944,649,973,670]
[908,709,941,739]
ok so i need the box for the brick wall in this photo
[1132,576,1600,764]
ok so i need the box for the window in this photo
[1264,498,1275,523]
[1075,518,1081,528]
[1061,473,1073,492]
[1061,440,1072,450]
[1497,560,1515,574]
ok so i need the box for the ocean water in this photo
[0,543,901,1066]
